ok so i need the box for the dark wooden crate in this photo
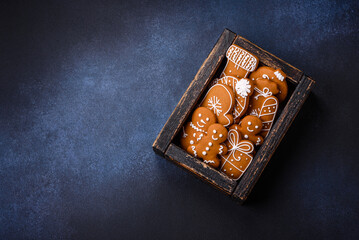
[152,28,315,204]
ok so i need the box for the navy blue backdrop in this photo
[1,0,358,239]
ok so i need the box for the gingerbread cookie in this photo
[220,125,254,180]
[214,76,255,122]
[247,78,279,115]
[237,115,264,146]
[250,66,288,102]
[180,107,217,150]
[201,84,235,127]
[187,124,228,169]
[221,44,259,79]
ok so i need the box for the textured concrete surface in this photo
[0,0,358,239]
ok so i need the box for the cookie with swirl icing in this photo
[180,107,217,150]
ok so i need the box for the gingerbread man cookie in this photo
[250,66,288,102]
[220,125,254,180]
[237,115,264,146]
[214,76,255,122]
[180,107,217,150]
[201,84,235,127]
[221,44,259,79]
[187,124,228,169]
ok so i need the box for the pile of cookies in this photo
[180,44,288,180]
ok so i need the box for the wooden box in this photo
[152,29,315,204]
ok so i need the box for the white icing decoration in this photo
[196,133,203,141]
[219,145,223,154]
[219,134,223,138]
[244,134,248,139]
[235,79,251,98]
[208,142,213,146]
[248,121,252,125]
[226,45,257,72]
[190,140,194,145]
[190,122,206,133]
[254,87,272,100]
[182,127,188,138]
[204,160,215,164]
[191,146,197,157]
[213,130,217,134]
[246,127,254,132]
[198,113,202,117]
[219,129,254,180]
[196,121,204,128]
[212,135,218,141]
[202,151,207,156]
[206,147,209,151]
[274,71,284,81]
[206,117,209,121]
[207,96,222,116]
[255,125,259,129]
[262,74,270,80]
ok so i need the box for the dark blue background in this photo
[1,0,358,239]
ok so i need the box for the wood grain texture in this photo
[152,29,236,156]
[165,143,237,194]
[232,75,316,203]
[234,35,303,84]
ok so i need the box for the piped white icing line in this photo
[254,87,272,100]
[204,160,215,164]
[226,45,258,72]
[191,146,197,157]
[235,78,251,98]
[219,145,224,154]
[196,133,204,141]
[190,122,206,133]
[212,135,218,141]
[274,71,284,81]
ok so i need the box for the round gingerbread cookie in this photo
[221,44,259,79]
[220,124,254,180]
[180,107,217,150]
[201,83,235,127]
[187,124,228,169]
[249,66,288,102]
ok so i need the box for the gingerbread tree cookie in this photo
[237,115,264,146]
[221,44,259,79]
[180,107,217,150]
[220,125,254,180]
[187,124,228,169]
[201,84,235,127]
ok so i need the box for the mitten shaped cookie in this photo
[187,124,228,169]
[216,76,255,122]
[180,107,217,150]
[221,44,259,79]
[237,115,264,146]
[220,125,254,180]
[250,66,288,102]
[201,84,235,127]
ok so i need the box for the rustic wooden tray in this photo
[152,29,315,204]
